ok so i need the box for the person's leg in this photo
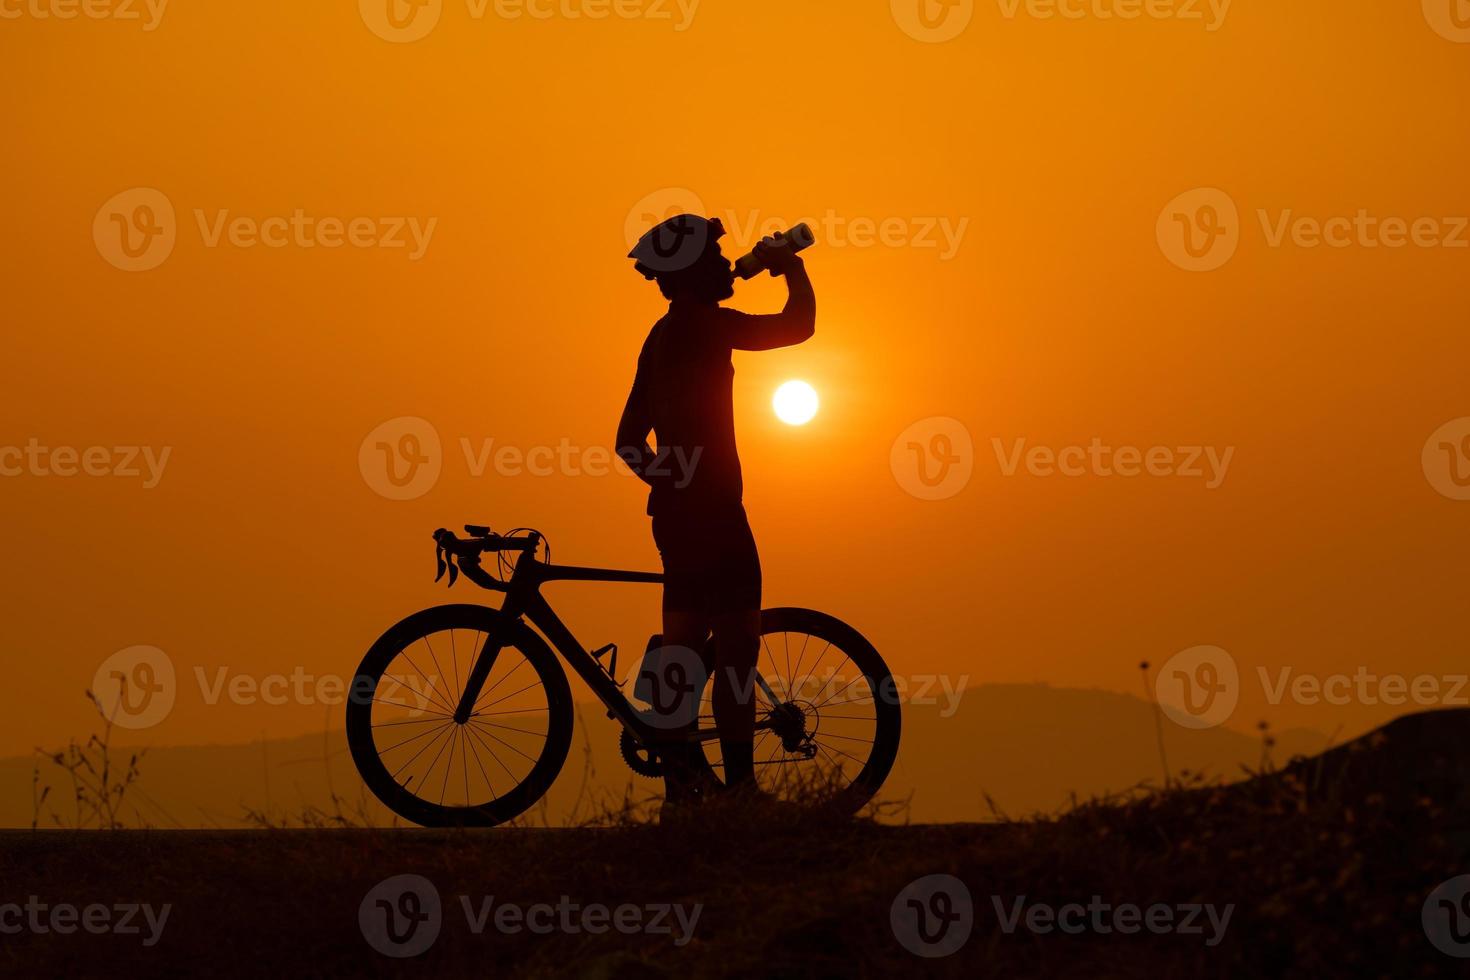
[708,506,763,787]
[710,607,761,787]
[651,511,711,799]
[654,607,709,797]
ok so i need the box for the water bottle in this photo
[733,223,816,279]
[633,634,707,729]
[633,634,664,705]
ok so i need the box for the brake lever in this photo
[432,528,460,587]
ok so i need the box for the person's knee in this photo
[713,622,758,666]
[661,610,709,651]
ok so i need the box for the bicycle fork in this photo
[451,597,523,724]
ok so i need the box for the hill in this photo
[1,708,1464,977]
[7,684,1330,828]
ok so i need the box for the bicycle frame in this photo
[451,546,785,748]
[449,549,676,744]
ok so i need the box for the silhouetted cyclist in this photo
[617,214,815,801]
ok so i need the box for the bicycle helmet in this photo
[628,214,725,279]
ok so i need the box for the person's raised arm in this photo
[724,239,816,352]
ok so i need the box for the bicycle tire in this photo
[694,607,902,813]
[346,604,573,827]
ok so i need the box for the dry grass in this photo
[31,691,148,830]
[15,693,1467,977]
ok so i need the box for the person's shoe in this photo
[656,740,715,824]
[657,790,702,826]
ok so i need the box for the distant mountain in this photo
[4,684,1329,828]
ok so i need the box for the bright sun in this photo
[773,380,819,426]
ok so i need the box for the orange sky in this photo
[3,0,1469,759]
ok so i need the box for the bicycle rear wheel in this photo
[346,604,573,827]
[696,607,902,813]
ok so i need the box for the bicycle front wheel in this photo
[346,604,573,827]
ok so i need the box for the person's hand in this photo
[753,235,805,277]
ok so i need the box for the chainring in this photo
[619,729,663,779]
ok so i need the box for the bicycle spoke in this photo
[467,719,542,765]
[817,731,875,744]
[475,676,544,713]
[816,739,868,771]
[390,723,455,782]
[789,631,813,688]
[474,654,529,708]
[473,719,548,738]
[819,695,876,709]
[802,641,835,690]
[760,635,784,700]
[369,698,452,718]
[378,719,454,755]
[472,706,548,718]
[812,665,865,710]
[782,632,794,700]
[815,743,856,787]
[420,721,457,796]
[418,635,456,713]
[464,724,498,801]
[374,716,452,732]
[464,720,518,782]
[439,728,459,805]
[393,650,457,717]
[448,630,462,706]
[461,726,471,804]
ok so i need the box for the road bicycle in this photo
[345,524,902,826]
